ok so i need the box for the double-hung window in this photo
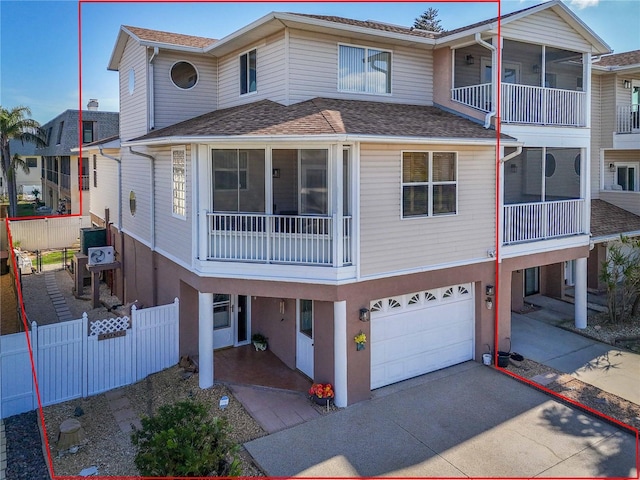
[339,44,391,94]
[402,152,457,218]
[240,49,257,95]
[172,147,186,218]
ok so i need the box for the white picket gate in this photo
[0,298,179,417]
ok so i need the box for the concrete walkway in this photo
[245,363,637,477]
[512,297,640,405]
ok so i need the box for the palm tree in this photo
[0,106,46,218]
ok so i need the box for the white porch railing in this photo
[616,104,640,133]
[451,83,492,112]
[451,83,587,126]
[503,199,585,244]
[501,84,586,126]
[207,213,352,267]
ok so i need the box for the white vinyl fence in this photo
[8,216,91,251]
[0,299,179,418]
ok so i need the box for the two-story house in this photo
[588,50,640,290]
[36,101,119,215]
[102,0,611,407]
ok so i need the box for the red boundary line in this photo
[7,1,637,479]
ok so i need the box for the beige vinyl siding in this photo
[288,29,432,106]
[218,32,286,109]
[501,9,592,53]
[119,38,148,141]
[89,151,120,226]
[590,74,602,198]
[152,146,192,265]
[121,147,151,242]
[359,144,495,277]
[153,52,217,130]
[615,74,633,107]
[600,75,616,149]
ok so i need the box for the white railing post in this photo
[173,298,180,361]
[31,321,38,410]
[131,304,138,381]
[81,312,88,398]
[199,210,209,261]
[333,213,341,267]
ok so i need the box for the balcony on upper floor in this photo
[501,146,588,254]
[196,147,355,281]
[451,39,587,128]
[613,104,640,149]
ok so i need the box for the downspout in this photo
[474,33,497,128]
[128,147,157,305]
[148,47,159,130]
[99,146,124,300]
[499,145,522,164]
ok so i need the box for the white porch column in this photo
[574,257,588,329]
[333,300,347,408]
[198,292,214,389]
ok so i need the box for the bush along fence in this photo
[0,299,179,418]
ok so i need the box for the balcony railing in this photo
[503,199,585,244]
[206,213,352,267]
[451,83,492,112]
[501,84,586,126]
[451,83,586,126]
[616,104,640,133]
[81,175,90,191]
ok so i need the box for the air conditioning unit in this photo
[87,246,115,266]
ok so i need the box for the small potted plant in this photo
[308,383,334,406]
[251,333,268,351]
[354,331,367,351]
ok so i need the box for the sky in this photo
[1,0,638,124]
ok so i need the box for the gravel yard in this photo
[43,366,267,477]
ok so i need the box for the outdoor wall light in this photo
[609,163,616,172]
[486,285,495,296]
[623,79,631,89]
[485,297,493,310]
[359,308,370,322]
[465,55,475,65]
[532,64,540,74]
[279,299,285,314]
[510,163,518,173]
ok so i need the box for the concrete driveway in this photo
[511,311,640,405]
[245,363,637,477]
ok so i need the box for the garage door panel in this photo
[370,283,475,389]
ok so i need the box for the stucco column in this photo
[198,292,214,389]
[333,301,347,408]
[574,257,588,329]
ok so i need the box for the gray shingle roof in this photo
[130,98,512,142]
[123,25,216,48]
[597,50,640,67]
[591,199,640,238]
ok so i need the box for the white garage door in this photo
[370,283,475,389]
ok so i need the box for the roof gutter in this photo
[499,145,522,163]
[122,134,519,148]
[591,230,640,245]
[472,33,498,129]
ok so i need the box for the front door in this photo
[213,294,251,349]
[524,267,540,297]
[296,299,314,378]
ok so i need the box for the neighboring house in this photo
[587,50,640,289]
[102,0,613,406]
[35,100,119,215]
[2,140,41,197]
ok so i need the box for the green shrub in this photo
[131,400,241,477]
